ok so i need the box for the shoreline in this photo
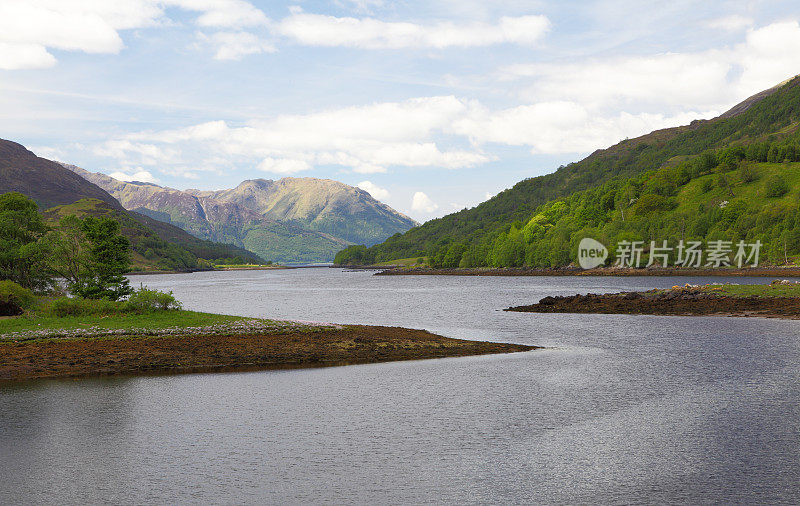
[126,265,291,276]
[505,288,800,319]
[0,325,536,382]
[367,266,800,277]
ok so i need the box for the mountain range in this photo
[64,166,417,264]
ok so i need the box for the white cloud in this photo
[357,181,389,200]
[108,168,158,183]
[0,0,270,69]
[411,192,438,213]
[119,96,490,172]
[499,21,800,113]
[452,101,713,154]
[0,42,55,70]
[706,15,753,31]
[197,31,276,60]
[93,139,179,166]
[257,157,311,174]
[172,0,269,28]
[275,12,550,49]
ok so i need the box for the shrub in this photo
[764,175,789,198]
[700,178,715,193]
[126,286,182,311]
[0,280,36,316]
[46,297,125,318]
[632,194,677,215]
[739,164,759,183]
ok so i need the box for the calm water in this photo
[2,269,800,504]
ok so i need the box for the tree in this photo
[41,215,90,290]
[0,192,51,291]
[70,217,133,300]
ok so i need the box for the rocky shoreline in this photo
[506,288,800,318]
[372,266,800,277]
[0,325,536,382]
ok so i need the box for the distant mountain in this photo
[337,75,800,266]
[189,178,418,246]
[0,139,263,270]
[65,167,417,263]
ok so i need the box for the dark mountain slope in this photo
[0,140,123,211]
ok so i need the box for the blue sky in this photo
[2,0,800,221]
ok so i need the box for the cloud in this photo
[197,31,276,60]
[357,181,389,200]
[706,15,753,31]
[411,192,438,213]
[0,0,270,69]
[117,96,490,173]
[275,12,550,49]
[498,21,800,113]
[172,0,269,28]
[93,139,179,166]
[0,42,56,70]
[257,157,311,174]
[108,168,158,183]
[452,101,712,154]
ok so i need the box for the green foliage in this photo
[126,286,182,311]
[0,192,51,291]
[0,280,36,316]
[45,296,125,318]
[69,217,132,300]
[334,245,376,265]
[764,175,789,198]
[739,164,759,183]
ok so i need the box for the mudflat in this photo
[0,325,536,382]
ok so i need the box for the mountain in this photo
[188,178,418,246]
[0,139,263,269]
[65,166,416,263]
[0,139,124,211]
[336,75,800,266]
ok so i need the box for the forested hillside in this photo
[336,75,800,266]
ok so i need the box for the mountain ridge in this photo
[63,166,416,263]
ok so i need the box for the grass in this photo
[655,282,800,298]
[0,310,247,335]
[700,282,800,298]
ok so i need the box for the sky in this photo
[2,1,800,221]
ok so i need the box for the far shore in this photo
[362,266,800,277]
[0,324,536,382]
[126,265,292,276]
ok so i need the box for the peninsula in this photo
[505,281,800,319]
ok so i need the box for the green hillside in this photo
[454,144,800,268]
[43,199,263,271]
[336,75,800,266]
